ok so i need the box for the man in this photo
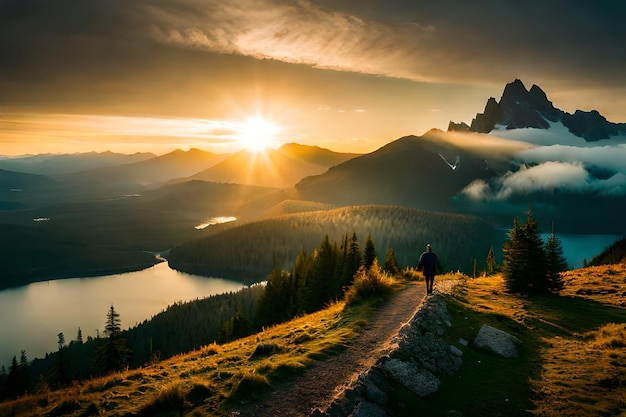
[418,244,438,295]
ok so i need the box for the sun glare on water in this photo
[238,116,280,152]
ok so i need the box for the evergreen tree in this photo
[95,305,131,374]
[256,268,294,327]
[382,247,400,275]
[502,218,526,292]
[57,332,66,384]
[7,351,30,398]
[343,232,362,285]
[76,327,83,344]
[545,230,567,291]
[502,210,549,294]
[0,365,6,400]
[308,235,338,312]
[293,248,313,314]
[521,211,548,293]
[485,246,498,275]
[219,308,250,342]
[363,235,377,270]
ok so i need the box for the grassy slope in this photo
[1,266,624,417]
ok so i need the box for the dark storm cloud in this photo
[1,0,625,112]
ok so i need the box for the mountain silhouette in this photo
[0,151,155,175]
[295,130,520,212]
[185,143,358,188]
[449,79,626,141]
[63,148,224,186]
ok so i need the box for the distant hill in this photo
[168,205,506,282]
[0,169,61,209]
[295,131,522,213]
[62,148,225,186]
[449,79,626,141]
[185,143,358,187]
[0,151,155,175]
[0,180,279,289]
[588,237,626,266]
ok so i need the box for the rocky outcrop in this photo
[473,324,520,358]
[313,285,522,417]
[454,79,626,141]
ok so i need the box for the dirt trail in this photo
[235,281,427,417]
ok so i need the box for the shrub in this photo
[228,371,271,402]
[139,383,189,416]
[344,260,394,305]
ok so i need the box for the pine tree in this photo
[545,229,567,291]
[502,218,527,292]
[485,246,498,275]
[95,305,131,374]
[6,351,30,398]
[502,210,550,294]
[309,235,338,311]
[343,232,362,285]
[363,235,377,270]
[521,210,548,293]
[382,247,400,275]
[256,268,294,327]
[57,332,66,384]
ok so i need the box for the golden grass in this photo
[560,263,626,308]
[2,266,623,416]
[531,323,626,417]
[456,267,626,417]
[0,300,374,417]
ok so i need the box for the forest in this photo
[0,232,390,398]
[169,205,506,282]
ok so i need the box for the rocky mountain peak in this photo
[449,79,626,141]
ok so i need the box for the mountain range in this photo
[180,143,357,188]
[448,79,626,141]
[1,79,625,288]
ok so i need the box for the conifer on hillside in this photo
[545,230,567,291]
[95,305,131,374]
[383,247,400,275]
[502,210,560,294]
[363,235,377,270]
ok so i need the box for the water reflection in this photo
[0,262,245,368]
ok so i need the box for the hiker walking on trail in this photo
[418,244,438,295]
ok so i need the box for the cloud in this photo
[518,144,626,176]
[152,0,437,81]
[462,160,626,200]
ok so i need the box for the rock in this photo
[359,367,390,405]
[447,121,471,132]
[472,324,519,358]
[383,359,440,398]
[458,79,626,140]
[449,345,463,357]
[350,400,388,417]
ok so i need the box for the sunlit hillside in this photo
[168,204,505,282]
[185,143,358,188]
[1,265,623,417]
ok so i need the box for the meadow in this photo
[1,264,623,416]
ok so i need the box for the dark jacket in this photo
[418,251,437,276]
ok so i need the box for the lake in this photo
[0,262,246,369]
[0,233,621,370]
[539,233,621,269]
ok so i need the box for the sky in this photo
[1,0,626,156]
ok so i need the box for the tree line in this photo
[1,210,572,400]
[0,233,397,399]
[169,204,504,281]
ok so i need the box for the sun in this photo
[237,116,280,152]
